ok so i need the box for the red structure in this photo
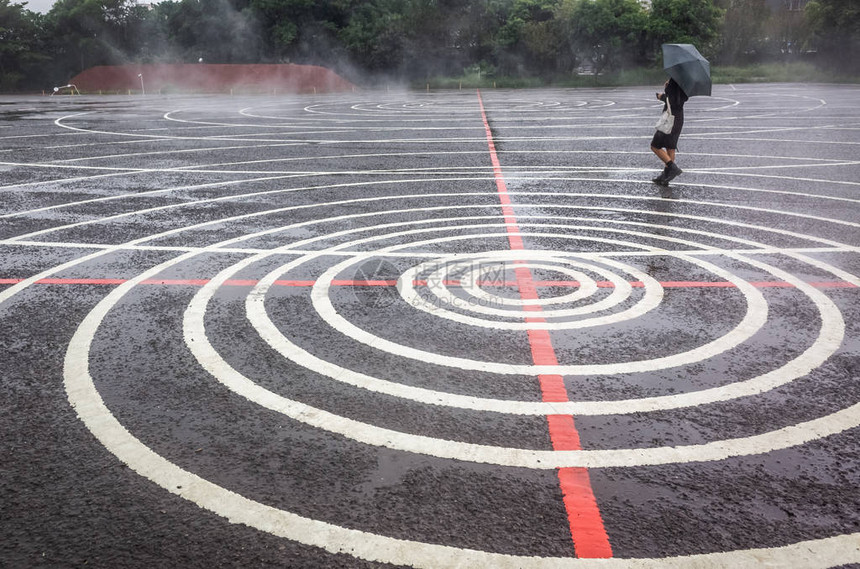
[69,63,355,94]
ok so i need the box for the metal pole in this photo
[138,73,145,96]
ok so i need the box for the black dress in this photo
[650,78,688,150]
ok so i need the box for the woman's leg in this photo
[663,148,682,182]
[650,146,671,184]
[651,145,671,164]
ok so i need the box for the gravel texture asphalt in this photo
[1,84,859,568]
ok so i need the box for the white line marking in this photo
[4,180,860,247]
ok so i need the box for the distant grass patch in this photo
[712,62,859,84]
[554,68,667,87]
[415,62,858,90]
[416,74,544,90]
[415,69,665,89]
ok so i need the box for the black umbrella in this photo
[662,43,711,97]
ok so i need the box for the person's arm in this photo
[657,79,669,101]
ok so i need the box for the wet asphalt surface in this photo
[1,85,859,568]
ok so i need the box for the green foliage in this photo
[494,0,564,74]
[339,0,406,72]
[0,0,47,90]
[2,0,858,91]
[715,0,769,64]
[649,0,724,56]
[558,0,650,74]
[41,0,141,82]
[153,0,262,63]
[806,0,860,72]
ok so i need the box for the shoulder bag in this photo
[655,97,674,134]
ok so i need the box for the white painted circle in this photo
[454,259,600,307]
[392,251,663,330]
[404,252,612,312]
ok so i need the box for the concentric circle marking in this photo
[397,255,628,322]
[351,246,661,332]
[301,228,765,374]
[112,201,839,419]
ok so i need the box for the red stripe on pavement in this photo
[546,415,609,556]
[539,375,569,403]
[661,281,736,288]
[273,279,316,287]
[547,415,582,451]
[332,279,399,287]
[462,280,857,289]
[223,279,259,287]
[556,467,615,558]
[141,278,211,286]
[810,281,859,288]
[478,89,613,558]
[38,278,128,285]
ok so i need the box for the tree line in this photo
[0,0,857,91]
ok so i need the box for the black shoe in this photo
[652,168,668,185]
[664,162,683,183]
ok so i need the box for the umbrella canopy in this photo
[662,43,711,97]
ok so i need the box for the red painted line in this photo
[332,279,399,287]
[545,417,609,557]
[661,281,735,288]
[478,89,613,558]
[547,415,582,450]
[810,281,859,288]
[38,277,127,285]
[141,278,211,286]
[465,280,858,289]
[223,279,260,287]
[539,375,570,403]
[556,467,615,558]
[272,279,316,287]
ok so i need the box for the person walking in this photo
[651,77,688,185]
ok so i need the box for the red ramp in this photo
[69,63,355,94]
